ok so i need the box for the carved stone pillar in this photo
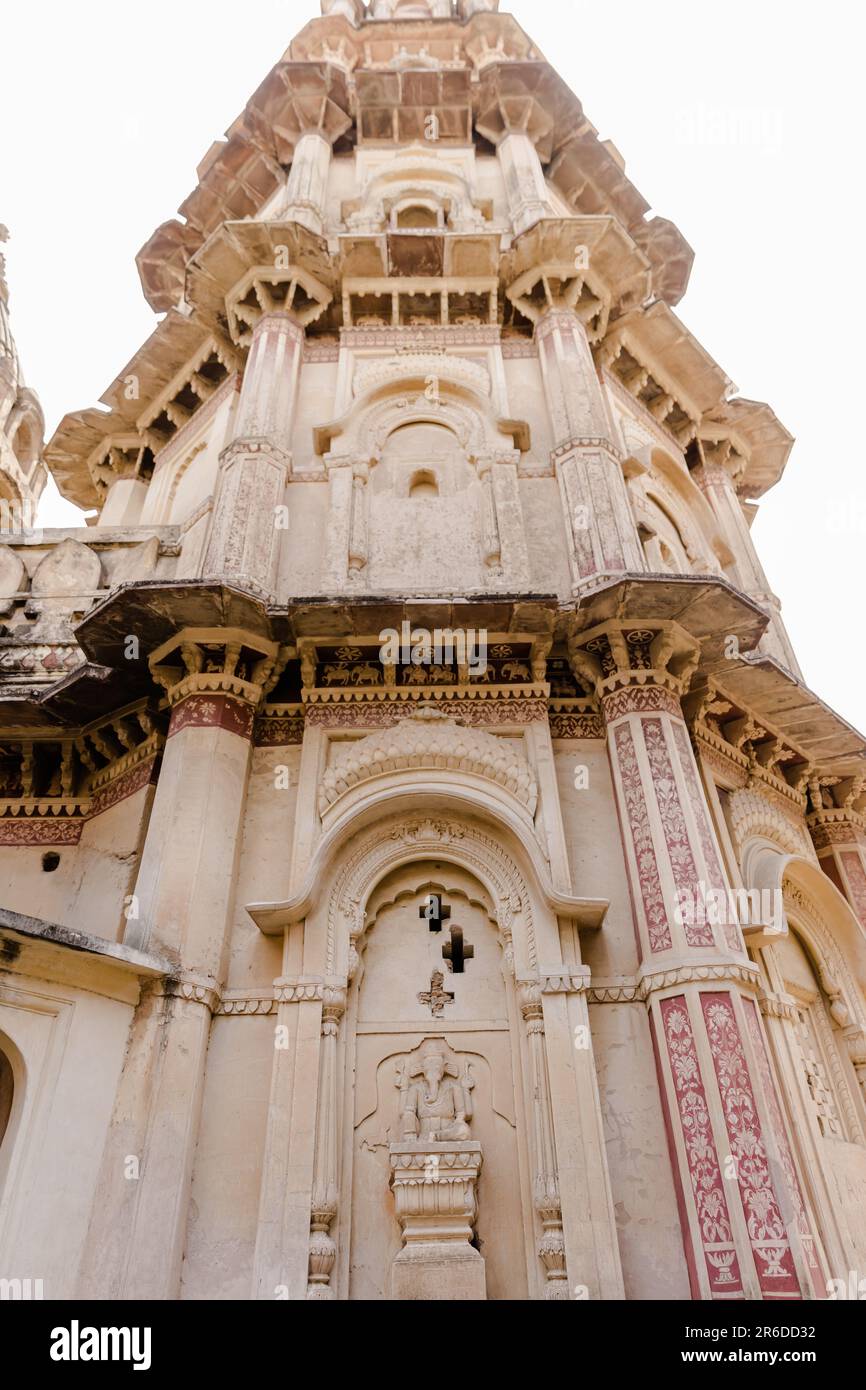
[307,985,347,1299]
[536,309,644,592]
[389,1144,486,1300]
[692,456,800,675]
[496,130,554,237]
[808,799,866,933]
[284,131,333,236]
[78,630,281,1300]
[518,981,568,1299]
[570,621,828,1300]
[522,969,625,1300]
[203,313,303,594]
[477,451,530,586]
[322,454,368,588]
[251,976,330,1301]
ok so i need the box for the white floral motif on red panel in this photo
[643,717,714,947]
[742,998,825,1297]
[670,720,741,953]
[840,851,866,928]
[660,996,743,1294]
[700,992,801,1298]
[613,722,672,951]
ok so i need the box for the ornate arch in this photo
[744,843,866,1029]
[731,788,814,859]
[317,714,538,820]
[322,372,525,467]
[626,443,732,572]
[324,811,537,978]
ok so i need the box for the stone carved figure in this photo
[397,1039,474,1142]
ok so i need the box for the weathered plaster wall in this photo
[179,1013,275,1299]
[0,971,135,1299]
[0,784,152,943]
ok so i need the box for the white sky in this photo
[2,0,864,730]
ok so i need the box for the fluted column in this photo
[283,131,333,235]
[570,621,828,1300]
[496,130,554,236]
[203,312,303,594]
[536,309,644,592]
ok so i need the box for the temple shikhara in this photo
[2,0,866,1304]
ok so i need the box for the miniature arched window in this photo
[0,1044,13,1154]
[392,202,443,231]
[409,469,439,499]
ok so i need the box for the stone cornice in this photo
[587,961,762,1004]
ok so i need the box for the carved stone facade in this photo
[1,0,864,1305]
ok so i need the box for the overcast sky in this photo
[2,1,864,730]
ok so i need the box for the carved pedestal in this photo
[389,1142,486,1301]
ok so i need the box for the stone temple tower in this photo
[1,1,865,1304]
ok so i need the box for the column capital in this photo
[148,627,291,716]
[567,619,700,718]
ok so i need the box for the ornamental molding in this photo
[537,968,590,995]
[551,436,623,465]
[587,962,762,1004]
[808,808,866,850]
[217,993,277,1016]
[304,683,548,704]
[352,352,491,400]
[340,325,501,350]
[727,787,812,859]
[160,973,221,1014]
[317,712,538,816]
[214,980,348,1014]
[548,709,605,740]
[757,990,800,1024]
[304,688,550,728]
[255,705,306,747]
